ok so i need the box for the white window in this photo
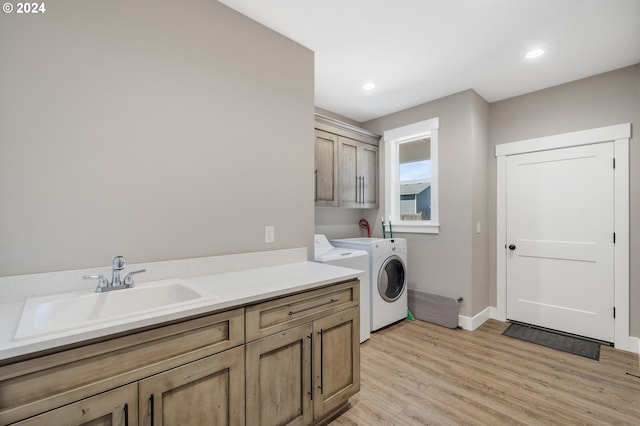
[384,117,439,234]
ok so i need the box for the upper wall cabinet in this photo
[315,129,339,207]
[315,114,380,209]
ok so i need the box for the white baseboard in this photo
[458,307,496,331]
[627,336,640,354]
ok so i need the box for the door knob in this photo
[508,244,516,251]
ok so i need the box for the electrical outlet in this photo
[265,226,275,243]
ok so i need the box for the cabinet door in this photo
[314,130,339,207]
[12,383,138,426]
[339,137,378,208]
[138,346,244,426]
[312,307,360,420]
[338,137,360,207]
[246,323,313,426]
[359,143,378,208]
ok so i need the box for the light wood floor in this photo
[330,319,640,425]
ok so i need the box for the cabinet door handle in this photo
[361,176,365,204]
[149,394,155,426]
[124,403,129,426]
[318,329,324,394]
[288,298,338,316]
[314,169,318,202]
[307,333,313,401]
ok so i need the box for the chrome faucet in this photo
[111,255,126,286]
[83,256,146,292]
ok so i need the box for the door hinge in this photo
[613,307,616,318]
[613,158,616,169]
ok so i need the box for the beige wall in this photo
[364,90,490,318]
[470,91,491,315]
[0,0,315,276]
[489,64,640,336]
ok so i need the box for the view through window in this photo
[399,138,431,221]
[384,117,439,233]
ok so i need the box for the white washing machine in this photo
[314,234,370,342]
[331,237,407,331]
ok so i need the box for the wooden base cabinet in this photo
[312,308,360,420]
[246,324,313,426]
[246,306,360,426]
[139,346,245,426]
[2,281,359,426]
[0,309,244,426]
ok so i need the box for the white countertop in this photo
[0,260,363,362]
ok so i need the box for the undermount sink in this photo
[14,279,216,341]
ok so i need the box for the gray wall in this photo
[470,92,491,315]
[360,65,638,330]
[489,64,640,336]
[364,90,490,318]
[0,0,315,276]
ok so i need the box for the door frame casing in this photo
[495,123,630,350]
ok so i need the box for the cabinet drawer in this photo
[246,280,359,342]
[0,308,244,425]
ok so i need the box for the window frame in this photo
[384,117,439,234]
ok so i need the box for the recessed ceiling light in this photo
[362,82,376,90]
[525,48,545,59]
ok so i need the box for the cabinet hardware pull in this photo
[124,403,129,426]
[318,329,324,393]
[308,333,313,400]
[288,298,338,316]
[150,394,155,426]
[314,169,318,202]
[361,176,365,204]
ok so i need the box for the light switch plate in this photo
[265,226,275,243]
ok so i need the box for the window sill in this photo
[390,222,440,234]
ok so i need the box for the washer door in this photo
[378,255,406,302]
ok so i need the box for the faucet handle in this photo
[83,275,109,292]
[123,269,146,287]
[112,256,127,271]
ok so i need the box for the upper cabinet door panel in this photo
[314,130,339,207]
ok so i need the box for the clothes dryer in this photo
[331,238,407,331]
[314,234,370,342]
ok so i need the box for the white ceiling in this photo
[219,0,640,123]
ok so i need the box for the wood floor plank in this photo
[331,319,640,425]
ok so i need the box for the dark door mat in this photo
[502,323,600,360]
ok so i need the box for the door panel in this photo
[314,130,338,206]
[339,138,358,206]
[506,142,614,342]
[139,346,245,426]
[313,308,360,419]
[245,323,313,426]
[359,144,378,206]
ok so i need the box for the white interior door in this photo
[506,142,615,342]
